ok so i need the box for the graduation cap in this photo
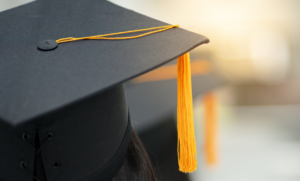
[0,0,209,180]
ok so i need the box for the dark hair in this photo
[111,128,157,181]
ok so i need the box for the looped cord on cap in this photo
[56,25,179,43]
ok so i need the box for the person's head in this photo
[111,128,157,181]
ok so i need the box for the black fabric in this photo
[0,0,209,127]
[0,121,36,181]
[0,84,130,181]
[79,115,131,181]
[37,84,128,181]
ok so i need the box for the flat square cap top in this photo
[0,0,209,126]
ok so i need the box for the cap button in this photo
[37,40,58,51]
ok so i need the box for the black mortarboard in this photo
[0,0,209,180]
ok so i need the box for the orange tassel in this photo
[177,52,197,173]
[204,92,217,166]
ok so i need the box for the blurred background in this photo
[106,1,300,181]
[1,0,300,180]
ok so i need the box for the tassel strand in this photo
[177,52,197,173]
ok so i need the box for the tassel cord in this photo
[56,25,179,43]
